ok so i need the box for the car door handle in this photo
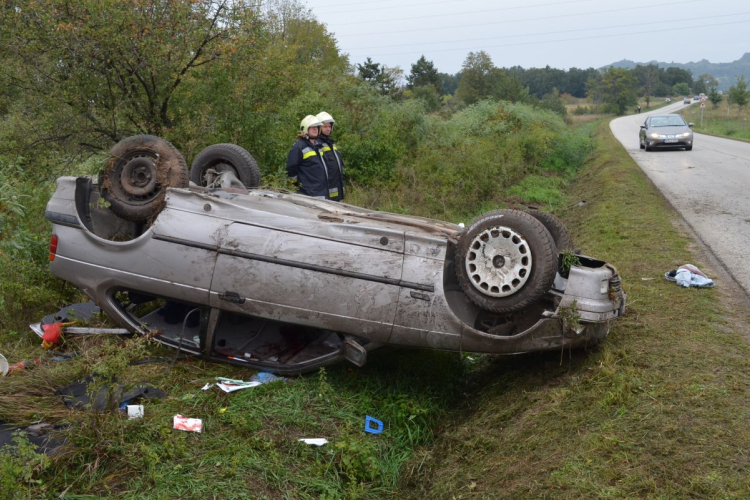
[218,292,245,304]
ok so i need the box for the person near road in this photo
[286,115,331,199]
[637,105,641,114]
[316,111,345,202]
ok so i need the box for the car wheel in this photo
[639,138,645,149]
[101,135,188,222]
[526,210,574,251]
[190,144,260,189]
[455,210,557,314]
[645,143,652,152]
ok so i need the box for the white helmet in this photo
[299,115,323,135]
[316,111,335,124]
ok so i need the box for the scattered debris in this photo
[40,322,65,349]
[173,414,202,433]
[56,376,166,412]
[216,377,261,393]
[641,277,656,281]
[7,358,42,375]
[364,415,384,434]
[212,373,287,393]
[0,420,66,455]
[64,327,130,335]
[42,302,101,325]
[29,322,129,339]
[299,438,328,446]
[127,405,144,420]
[0,353,7,377]
[201,383,212,391]
[577,200,586,206]
[665,264,715,288]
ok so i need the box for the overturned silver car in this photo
[45,136,625,374]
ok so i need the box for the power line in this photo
[334,0,705,37]
[346,19,750,58]
[345,11,750,51]
[327,0,594,18]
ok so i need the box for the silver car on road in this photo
[44,136,626,374]
[639,114,694,151]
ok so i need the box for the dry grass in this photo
[679,102,750,142]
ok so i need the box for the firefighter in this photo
[316,111,345,202]
[286,115,331,199]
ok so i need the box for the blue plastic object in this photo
[364,415,383,434]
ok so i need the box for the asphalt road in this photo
[610,102,750,296]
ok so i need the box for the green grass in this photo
[679,102,750,142]
[0,333,469,499]
[5,114,750,499]
[399,121,750,499]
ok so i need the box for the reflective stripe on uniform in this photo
[302,150,317,160]
[321,146,332,153]
[289,175,298,182]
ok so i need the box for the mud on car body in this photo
[45,136,626,374]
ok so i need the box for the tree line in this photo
[2,0,748,171]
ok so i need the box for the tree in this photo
[672,82,690,96]
[407,55,441,90]
[357,57,402,97]
[587,67,638,115]
[633,64,662,108]
[455,51,527,106]
[708,87,723,108]
[663,67,693,88]
[0,0,255,147]
[728,75,749,115]
[357,57,383,84]
[438,72,461,96]
[694,73,718,96]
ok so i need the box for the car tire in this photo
[455,210,557,314]
[526,210,574,251]
[101,135,189,222]
[190,144,260,189]
[639,139,645,150]
[645,144,652,152]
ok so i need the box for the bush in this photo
[351,100,594,220]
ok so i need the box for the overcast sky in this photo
[307,0,750,76]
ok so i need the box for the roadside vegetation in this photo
[2,1,749,498]
[678,76,750,142]
[401,122,750,499]
[0,91,591,500]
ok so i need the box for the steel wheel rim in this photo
[112,152,162,204]
[465,225,532,297]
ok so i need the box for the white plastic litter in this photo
[665,264,715,288]
[0,354,8,377]
[216,380,262,393]
[299,438,328,446]
[213,373,287,393]
[173,414,202,433]
[127,405,144,420]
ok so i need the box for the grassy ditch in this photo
[679,103,750,142]
[400,121,750,499]
[0,100,593,499]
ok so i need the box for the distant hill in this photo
[602,53,750,91]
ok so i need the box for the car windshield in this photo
[650,116,686,127]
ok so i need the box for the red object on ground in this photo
[42,323,62,345]
[7,359,42,375]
